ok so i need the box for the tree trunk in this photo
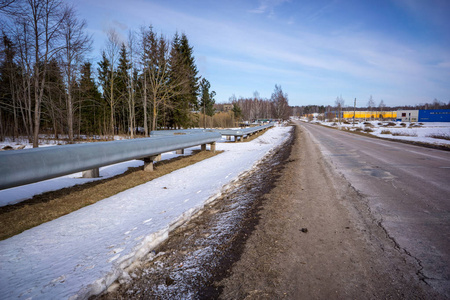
[152,94,157,132]
[67,91,74,143]
[143,74,148,136]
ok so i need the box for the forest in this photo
[0,0,292,147]
[0,0,220,147]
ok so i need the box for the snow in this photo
[305,120,450,146]
[0,125,291,300]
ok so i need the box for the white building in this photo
[396,110,419,122]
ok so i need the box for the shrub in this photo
[392,131,417,137]
[364,128,374,133]
[380,130,392,134]
[400,123,407,127]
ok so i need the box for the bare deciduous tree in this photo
[271,84,289,120]
[367,95,375,120]
[13,0,69,147]
[104,28,120,136]
[60,5,91,143]
[335,95,345,124]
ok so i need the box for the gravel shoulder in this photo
[219,122,439,299]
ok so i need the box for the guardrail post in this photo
[210,142,216,153]
[176,149,184,154]
[144,154,161,172]
[82,168,100,178]
[201,144,207,151]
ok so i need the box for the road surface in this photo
[298,121,450,297]
[98,123,449,299]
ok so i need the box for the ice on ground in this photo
[0,125,291,300]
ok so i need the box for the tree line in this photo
[228,85,290,122]
[0,0,216,146]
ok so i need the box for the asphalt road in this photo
[298,121,450,297]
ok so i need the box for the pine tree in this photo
[79,62,102,135]
[97,52,113,135]
[42,59,65,139]
[116,43,130,134]
[0,34,19,140]
[199,78,215,128]
[167,33,200,128]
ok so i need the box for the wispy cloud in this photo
[249,0,290,16]
[76,0,450,105]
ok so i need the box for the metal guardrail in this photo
[150,123,274,139]
[240,123,274,135]
[150,129,209,136]
[0,132,221,190]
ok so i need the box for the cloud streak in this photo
[74,0,450,106]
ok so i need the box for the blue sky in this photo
[71,0,450,107]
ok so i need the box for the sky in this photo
[70,0,450,108]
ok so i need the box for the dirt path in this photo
[219,123,438,299]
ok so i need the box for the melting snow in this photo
[0,125,291,300]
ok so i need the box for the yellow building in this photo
[342,111,397,120]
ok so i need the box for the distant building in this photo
[321,111,397,120]
[342,111,397,120]
[396,110,419,122]
[396,109,450,122]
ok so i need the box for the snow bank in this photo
[0,125,292,300]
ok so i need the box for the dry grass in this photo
[427,133,450,141]
[392,132,418,137]
[0,150,222,241]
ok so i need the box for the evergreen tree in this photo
[116,43,130,134]
[0,34,19,139]
[42,58,65,139]
[79,62,102,135]
[180,33,199,107]
[199,78,215,128]
[168,33,200,128]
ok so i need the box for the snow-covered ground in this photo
[303,119,450,147]
[0,125,292,300]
